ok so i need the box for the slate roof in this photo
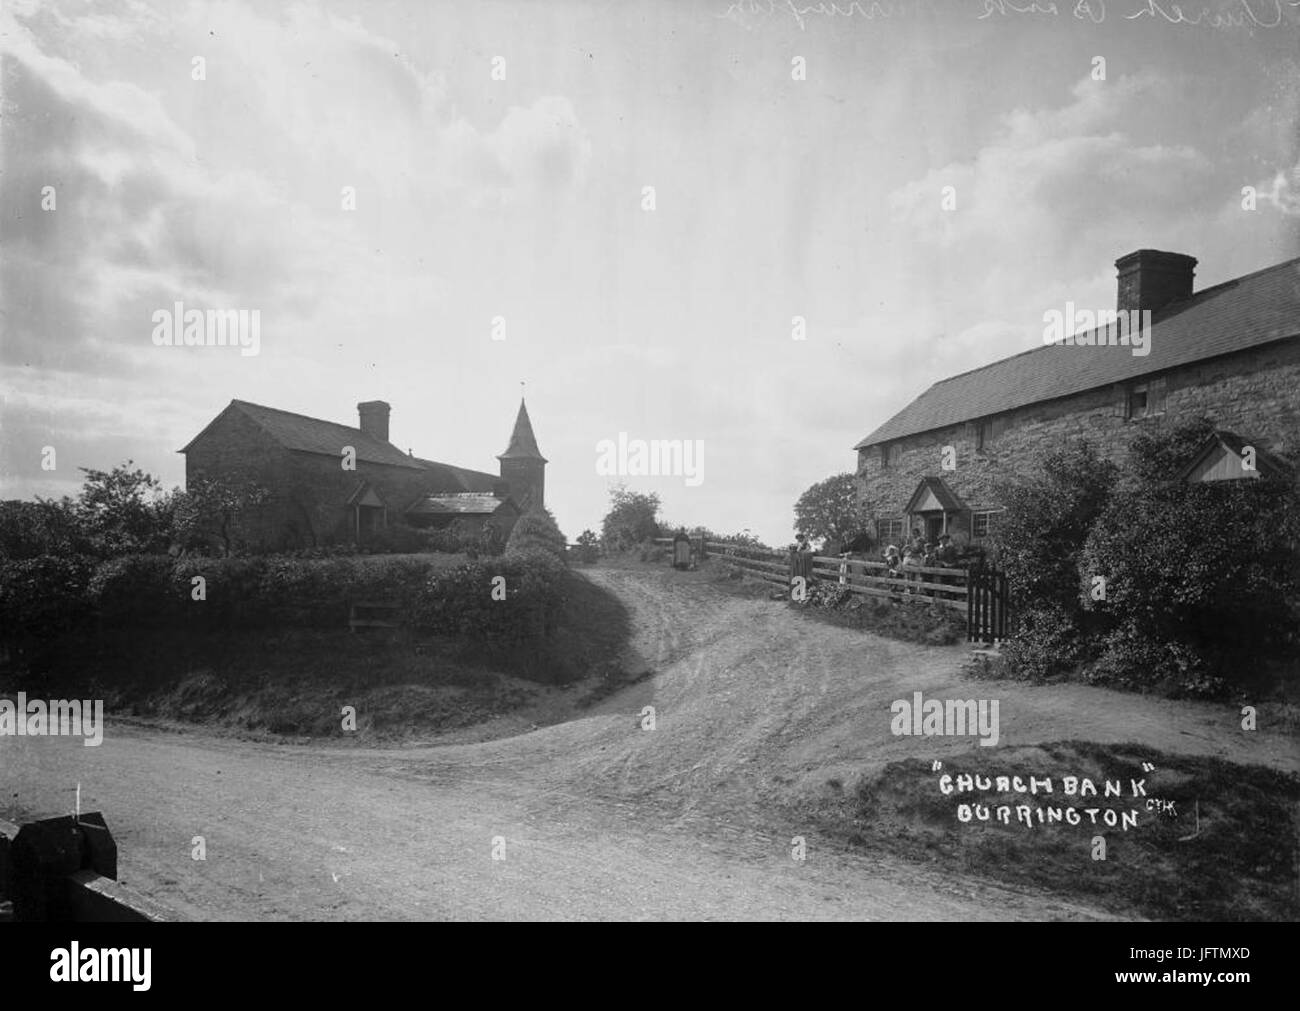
[854,256,1300,449]
[182,400,500,487]
[498,399,547,461]
[407,493,513,516]
[411,458,501,493]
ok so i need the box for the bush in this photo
[1078,424,1300,691]
[0,499,93,560]
[73,553,451,634]
[506,509,567,561]
[87,554,183,628]
[997,604,1090,682]
[419,519,500,558]
[1083,626,1223,698]
[0,553,96,644]
[991,441,1117,679]
[411,548,565,647]
[573,529,600,564]
[992,441,1118,617]
[362,523,429,554]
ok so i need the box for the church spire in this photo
[498,397,547,463]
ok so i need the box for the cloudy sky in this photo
[2,0,1298,544]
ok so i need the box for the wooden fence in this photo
[655,538,1012,642]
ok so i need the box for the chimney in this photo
[357,400,391,443]
[1115,250,1197,313]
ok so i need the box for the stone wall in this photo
[856,337,1300,544]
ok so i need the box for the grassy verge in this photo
[0,569,632,742]
[796,740,1300,921]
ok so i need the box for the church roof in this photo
[407,493,517,516]
[410,458,500,493]
[182,400,499,488]
[498,399,547,462]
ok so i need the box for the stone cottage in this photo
[854,249,1300,547]
[180,397,546,549]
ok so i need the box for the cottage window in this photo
[1126,378,1165,420]
[976,419,993,452]
[972,510,1003,539]
[877,518,906,543]
[881,442,894,469]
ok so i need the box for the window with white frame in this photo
[877,518,906,543]
[972,510,1003,538]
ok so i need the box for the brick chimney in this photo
[357,400,391,443]
[1115,250,1197,313]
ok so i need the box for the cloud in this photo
[1255,160,1300,216]
[0,0,592,374]
[888,74,1216,274]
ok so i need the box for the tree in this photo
[574,528,600,564]
[171,475,272,556]
[75,461,175,557]
[793,473,863,545]
[1078,421,1300,693]
[990,441,1119,683]
[600,485,660,549]
[992,441,1118,616]
[0,498,91,560]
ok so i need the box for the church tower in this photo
[497,398,547,512]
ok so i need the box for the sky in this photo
[2,0,1298,546]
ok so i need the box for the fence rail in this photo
[653,536,1011,639]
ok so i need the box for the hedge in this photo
[1,551,562,640]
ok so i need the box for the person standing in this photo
[790,532,814,585]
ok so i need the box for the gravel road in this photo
[3,566,1291,920]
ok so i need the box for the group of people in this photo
[785,529,960,596]
[881,529,958,592]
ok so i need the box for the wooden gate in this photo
[967,563,1010,643]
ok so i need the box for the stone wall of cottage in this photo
[855,338,1300,546]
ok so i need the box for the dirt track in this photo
[3,564,1294,920]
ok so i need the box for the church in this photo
[180,397,546,550]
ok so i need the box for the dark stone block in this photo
[11,813,116,922]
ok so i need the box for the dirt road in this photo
[3,565,1293,920]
